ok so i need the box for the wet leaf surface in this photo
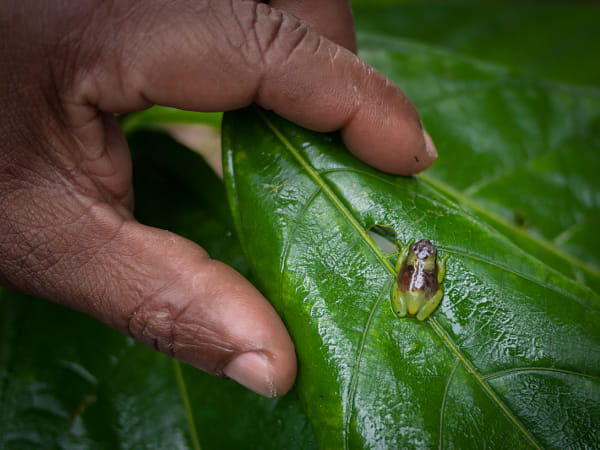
[2,3,600,448]
[222,31,600,445]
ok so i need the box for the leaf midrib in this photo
[255,108,540,448]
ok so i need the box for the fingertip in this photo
[224,351,276,397]
[423,129,438,161]
[328,66,437,175]
[224,347,297,397]
[179,256,298,397]
[268,341,298,396]
[341,105,437,175]
[179,258,298,396]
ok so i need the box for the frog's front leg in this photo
[415,289,443,321]
[437,253,448,284]
[394,239,413,272]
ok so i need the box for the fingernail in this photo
[224,351,277,397]
[423,129,438,160]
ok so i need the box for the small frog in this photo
[391,239,447,321]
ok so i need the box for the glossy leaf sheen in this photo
[223,99,600,449]
[1,4,599,448]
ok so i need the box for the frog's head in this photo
[408,239,437,270]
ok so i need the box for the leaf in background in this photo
[223,104,599,450]
[0,130,317,449]
[0,293,316,449]
[119,106,223,134]
[354,2,600,86]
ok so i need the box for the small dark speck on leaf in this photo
[513,210,532,229]
[414,155,420,162]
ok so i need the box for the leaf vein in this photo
[321,168,597,304]
[278,187,322,322]
[319,168,462,215]
[462,145,567,197]
[419,173,600,280]
[483,366,600,382]
[553,215,599,246]
[344,278,394,450]
[439,359,460,449]
[441,245,599,309]
[429,318,541,449]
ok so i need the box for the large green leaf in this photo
[2,3,600,448]
[222,32,600,449]
[0,131,316,449]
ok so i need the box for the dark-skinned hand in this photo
[0,0,437,397]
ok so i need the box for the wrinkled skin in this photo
[0,0,437,397]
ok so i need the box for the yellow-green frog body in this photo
[391,239,447,321]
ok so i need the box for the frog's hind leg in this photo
[415,290,443,321]
[391,281,407,317]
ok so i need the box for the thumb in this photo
[110,223,297,397]
[0,111,295,396]
[2,187,296,396]
[2,0,303,398]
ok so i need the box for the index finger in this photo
[61,0,437,174]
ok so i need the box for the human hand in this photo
[0,0,437,397]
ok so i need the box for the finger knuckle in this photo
[127,297,182,358]
[125,293,235,373]
[220,1,317,68]
[254,6,316,65]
